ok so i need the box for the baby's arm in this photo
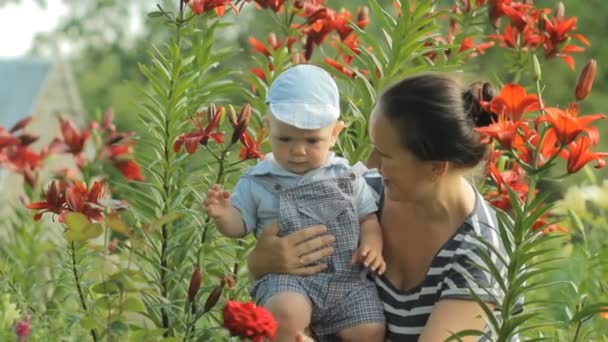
[204,184,246,238]
[351,171,386,274]
[354,214,386,274]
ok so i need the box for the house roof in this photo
[0,58,54,129]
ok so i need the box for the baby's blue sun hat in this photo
[266,64,340,129]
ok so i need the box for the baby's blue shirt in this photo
[230,152,378,236]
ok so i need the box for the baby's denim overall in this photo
[250,169,385,338]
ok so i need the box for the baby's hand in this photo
[203,184,232,219]
[351,243,386,275]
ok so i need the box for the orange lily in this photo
[536,104,605,145]
[559,135,608,173]
[483,83,540,121]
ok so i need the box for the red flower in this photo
[532,215,568,233]
[188,0,237,16]
[239,129,265,160]
[253,0,286,12]
[459,37,495,56]
[536,104,605,145]
[0,146,44,173]
[14,316,30,342]
[105,143,145,181]
[223,300,278,342]
[174,106,225,154]
[65,181,106,221]
[542,15,590,70]
[475,115,521,150]
[27,180,66,221]
[559,135,608,174]
[113,160,145,181]
[248,35,281,56]
[483,83,540,121]
[250,67,266,80]
[49,117,91,167]
[325,57,355,78]
[0,127,21,149]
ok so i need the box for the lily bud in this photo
[575,59,597,101]
[207,103,217,123]
[18,134,39,146]
[356,6,370,29]
[267,32,278,49]
[230,104,251,144]
[532,54,542,81]
[222,273,237,289]
[553,2,565,20]
[9,116,32,133]
[227,105,238,127]
[203,285,223,313]
[187,267,203,303]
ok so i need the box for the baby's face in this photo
[266,117,342,174]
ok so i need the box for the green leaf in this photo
[145,212,182,232]
[80,315,98,330]
[64,212,103,241]
[147,11,165,18]
[444,329,486,342]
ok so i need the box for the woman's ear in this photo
[330,120,345,146]
[430,160,448,181]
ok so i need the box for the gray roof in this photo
[0,58,54,129]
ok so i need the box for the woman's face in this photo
[369,107,435,202]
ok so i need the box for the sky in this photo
[0,0,67,58]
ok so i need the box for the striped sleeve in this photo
[440,199,506,304]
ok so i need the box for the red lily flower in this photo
[252,0,286,12]
[0,128,20,149]
[483,83,540,121]
[488,0,512,27]
[508,126,560,168]
[489,24,518,49]
[532,215,568,233]
[239,129,265,160]
[188,0,238,16]
[325,57,355,78]
[542,15,590,69]
[174,106,225,154]
[248,34,282,56]
[65,181,106,221]
[485,160,530,210]
[475,114,521,149]
[459,37,495,56]
[559,135,608,174]
[106,144,144,181]
[48,117,91,167]
[113,160,144,181]
[250,67,266,81]
[501,2,534,31]
[0,146,44,173]
[27,180,66,221]
[536,104,605,145]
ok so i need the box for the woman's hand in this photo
[247,222,336,279]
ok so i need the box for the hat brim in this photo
[269,103,339,130]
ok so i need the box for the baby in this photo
[204,65,385,342]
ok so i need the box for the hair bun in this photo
[463,81,497,127]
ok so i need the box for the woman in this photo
[248,73,507,341]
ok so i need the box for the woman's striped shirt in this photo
[369,180,508,341]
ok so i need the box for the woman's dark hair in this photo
[378,73,496,168]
